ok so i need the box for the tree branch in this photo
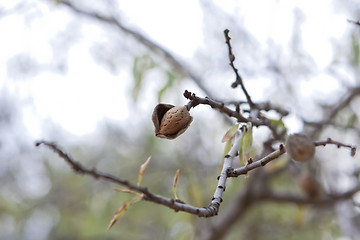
[261,186,360,205]
[35,131,357,219]
[229,144,286,177]
[35,137,240,218]
[184,89,286,140]
[210,132,242,210]
[56,0,213,97]
[314,138,357,156]
[307,86,360,137]
[35,141,212,216]
[224,29,255,108]
[347,19,360,26]
[184,90,263,126]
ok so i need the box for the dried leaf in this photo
[113,188,143,197]
[107,197,142,231]
[138,156,151,186]
[107,201,131,231]
[221,123,239,143]
[173,169,180,199]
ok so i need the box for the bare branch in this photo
[228,137,357,178]
[35,141,211,216]
[210,132,242,209]
[229,144,286,177]
[224,29,255,108]
[184,89,285,140]
[184,90,262,125]
[212,99,289,117]
[35,139,240,218]
[314,138,357,157]
[308,86,360,137]
[261,186,360,205]
[347,19,360,26]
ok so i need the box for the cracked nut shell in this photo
[152,104,193,140]
[285,134,315,162]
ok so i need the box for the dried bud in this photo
[152,104,193,140]
[285,134,315,162]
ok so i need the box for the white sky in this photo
[0,0,355,137]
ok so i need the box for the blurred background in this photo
[1,0,360,239]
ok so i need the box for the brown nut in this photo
[152,104,193,140]
[285,134,315,162]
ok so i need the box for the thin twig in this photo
[214,100,289,117]
[347,19,360,26]
[229,144,286,177]
[35,141,210,216]
[184,90,262,125]
[210,132,242,209]
[35,132,358,218]
[35,140,237,217]
[229,137,357,178]
[314,138,357,157]
[184,90,284,140]
[224,29,254,108]
[261,185,360,205]
[308,86,360,138]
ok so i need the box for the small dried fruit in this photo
[152,104,193,140]
[298,170,323,199]
[285,134,315,162]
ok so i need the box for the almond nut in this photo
[152,104,193,140]
[285,134,315,162]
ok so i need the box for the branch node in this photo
[279,144,284,151]
[351,147,357,157]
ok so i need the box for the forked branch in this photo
[35,134,357,218]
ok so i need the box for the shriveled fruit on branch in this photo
[285,134,315,162]
[298,170,323,199]
[152,104,193,140]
